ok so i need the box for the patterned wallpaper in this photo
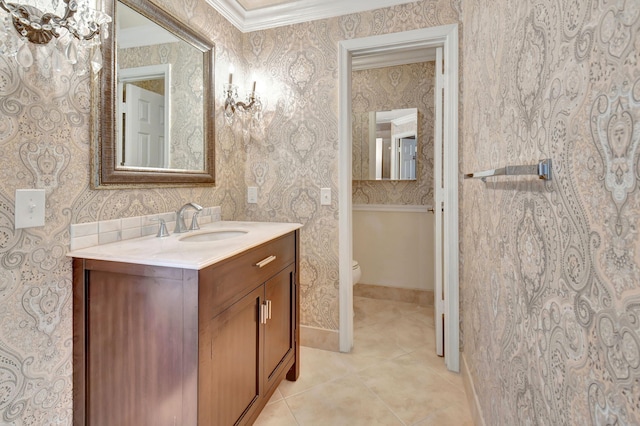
[239,1,460,331]
[0,0,462,422]
[462,0,640,424]
[351,62,434,205]
[119,40,205,170]
[0,0,246,422]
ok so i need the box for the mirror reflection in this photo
[352,108,418,180]
[116,2,204,171]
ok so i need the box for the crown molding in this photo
[206,0,417,32]
[352,46,436,70]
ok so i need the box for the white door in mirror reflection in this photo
[375,138,383,179]
[399,137,416,180]
[117,64,172,169]
[123,84,167,168]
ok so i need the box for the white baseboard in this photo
[461,353,486,426]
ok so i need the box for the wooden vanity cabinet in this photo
[73,230,299,426]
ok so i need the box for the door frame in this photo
[338,24,460,372]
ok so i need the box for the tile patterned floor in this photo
[254,296,473,426]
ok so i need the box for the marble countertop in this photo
[67,221,302,270]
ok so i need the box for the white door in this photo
[433,47,445,357]
[399,137,416,180]
[375,137,383,179]
[124,84,166,168]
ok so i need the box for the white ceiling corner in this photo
[206,0,418,32]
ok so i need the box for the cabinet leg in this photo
[286,357,300,381]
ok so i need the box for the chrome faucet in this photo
[174,202,203,233]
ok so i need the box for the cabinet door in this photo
[199,286,263,426]
[263,264,296,391]
[86,271,190,426]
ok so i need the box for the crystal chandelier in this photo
[0,0,111,73]
[223,66,263,126]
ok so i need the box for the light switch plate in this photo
[320,187,331,205]
[248,187,258,204]
[15,189,45,229]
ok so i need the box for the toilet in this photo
[352,260,362,286]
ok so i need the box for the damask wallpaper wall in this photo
[351,62,434,206]
[239,0,460,333]
[0,0,246,422]
[9,0,637,424]
[0,0,462,422]
[461,0,640,424]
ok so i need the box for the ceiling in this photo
[206,0,417,32]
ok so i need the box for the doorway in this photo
[338,25,460,372]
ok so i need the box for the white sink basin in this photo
[179,230,248,243]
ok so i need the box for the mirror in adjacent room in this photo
[352,108,418,181]
[92,0,215,188]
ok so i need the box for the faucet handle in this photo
[189,211,201,231]
[151,217,170,238]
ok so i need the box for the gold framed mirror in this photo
[91,0,215,188]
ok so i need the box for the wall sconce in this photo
[223,66,263,125]
[0,0,111,72]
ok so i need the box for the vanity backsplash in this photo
[70,206,222,250]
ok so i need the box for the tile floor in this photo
[254,296,473,425]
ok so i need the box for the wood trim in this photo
[287,229,300,381]
[72,258,87,426]
[83,258,185,279]
[199,233,296,321]
[182,270,199,425]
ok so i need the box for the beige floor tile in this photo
[256,296,472,426]
[378,316,434,353]
[430,364,466,389]
[353,322,409,359]
[332,349,390,373]
[285,374,404,426]
[276,346,353,398]
[357,353,467,425]
[413,400,474,426]
[405,337,444,365]
[253,400,299,426]
[353,296,394,329]
[266,388,284,405]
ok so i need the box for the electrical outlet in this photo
[320,188,331,206]
[248,187,258,204]
[15,189,45,229]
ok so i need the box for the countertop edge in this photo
[67,221,303,270]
